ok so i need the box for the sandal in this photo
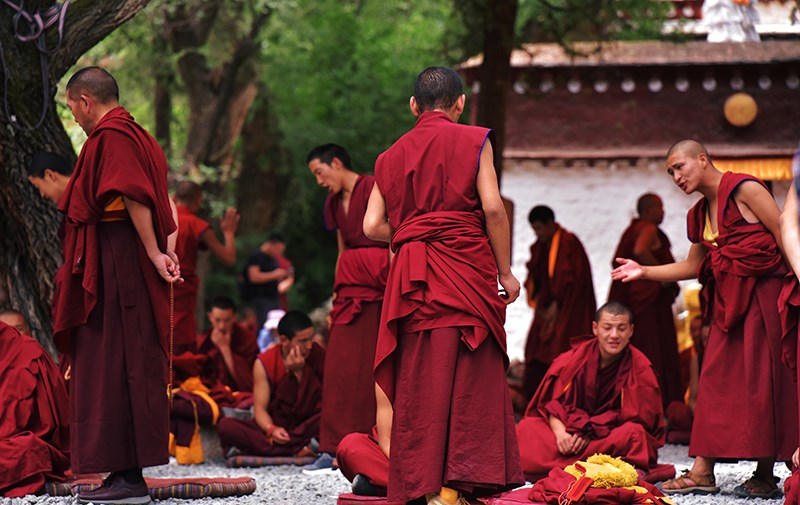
[659,469,720,495]
[733,474,783,499]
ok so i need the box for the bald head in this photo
[66,66,119,104]
[175,180,202,205]
[636,193,664,224]
[0,309,31,335]
[666,139,710,162]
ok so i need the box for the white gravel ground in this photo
[3,443,790,505]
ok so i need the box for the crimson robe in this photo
[0,323,70,497]
[216,343,324,456]
[374,111,523,502]
[608,218,682,405]
[319,175,389,453]
[196,323,259,393]
[687,172,796,460]
[523,225,595,400]
[173,205,210,352]
[54,106,175,473]
[516,338,665,481]
[337,428,389,492]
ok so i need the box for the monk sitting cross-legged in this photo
[216,311,324,457]
[516,301,666,482]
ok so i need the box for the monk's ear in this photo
[591,320,598,337]
[454,94,466,115]
[409,96,420,117]
[43,168,57,182]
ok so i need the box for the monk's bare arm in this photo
[247,264,289,283]
[632,224,660,265]
[252,360,276,434]
[612,243,706,283]
[375,383,393,458]
[476,140,520,304]
[780,186,800,276]
[202,208,239,266]
[363,184,392,242]
[736,180,783,250]
[168,198,179,256]
[124,197,181,283]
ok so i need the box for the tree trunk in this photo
[236,83,289,234]
[475,0,518,184]
[153,31,173,157]
[0,0,152,354]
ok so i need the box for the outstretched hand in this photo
[220,207,240,235]
[151,252,182,283]
[611,258,644,283]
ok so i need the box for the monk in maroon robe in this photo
[54,67,180,504]
[173,181,239,354]
[608,193,682,406]
[307,144,390,458]
[516,302,665,481]
[613,139,797,498]
[0,322,70,498]
[195,296,259,394]
[363,66,523,505]
[523,206,596,402]
[217,311,323,456]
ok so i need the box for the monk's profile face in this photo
[28,171,64,204]
[66,92,94,135]
[308,158,343,193]
[531,220,557,242]
[207,307,236,335]
[0,312,31,335]
[284,326,314,358]
[666,149,707,195]
[593,311,633,364]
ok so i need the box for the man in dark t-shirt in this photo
[241,232,291,328]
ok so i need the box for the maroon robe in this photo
[523,226,595,400]
[516,338,665,481]
[319,175,389,453]
[173,205,210,353]
[374,111,523,502]
[196,323,259,393]
[54,106,175,473]
[216,343,324,456]
[608,218,682,405]
[337,428,389,492]
[688,172,796,460]
[0,323,70,497]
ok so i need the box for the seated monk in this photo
[337,384,393,497]
[516,301,666,482]
[0,319,70,497]
[216,310,324,456]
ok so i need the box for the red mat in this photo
[45,476,257,499]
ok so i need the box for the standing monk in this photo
[523,205,595,402]
[173,181,239,354]
[54,67,180,505]
[608,193,682,405]
[363,66,523,505]
[306,144,390,468]
[613,139,797,498]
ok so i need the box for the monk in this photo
[26,152,73,204]
[608,193,682,405]
[0,308,32,334]
[216,310,324,457]
[54,66,180,505]
[523,205,596,402]
[196,295,259,393]
[337,384,394,497]
[306,143,390,467]
[173,181,239,354]
[612,139,797,498]
[0,321,70,498]
[516,301,665,481]
[363,65,523,505]
[240,231,292,328]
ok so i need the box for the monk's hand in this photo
[220,207,240,235]
[151,252,182,283]
[554,429,575,455]
[285,346,305,373]
[271,426,290,444]
[793,447,799,468]
[210,328,232,349]
[571,435,589,455]
[498,271,520,304]
[611,258,644,283]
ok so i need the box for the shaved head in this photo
[66,66,119,104]
[667,139,710,161]
[636,193,661,216]
[175,180,202,203]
